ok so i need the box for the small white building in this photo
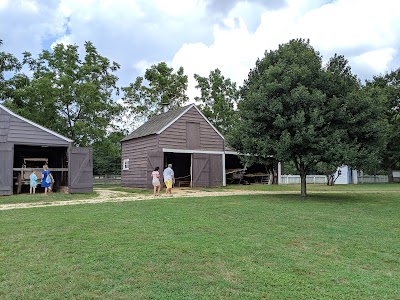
[334,165,358,184]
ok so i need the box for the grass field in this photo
[1,185,399,299]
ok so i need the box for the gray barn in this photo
[0,104,93,195]
[121,104,225,189]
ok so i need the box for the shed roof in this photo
[0,103,73,143]
[122,104,224,142]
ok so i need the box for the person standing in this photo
[29,170,38,194]
[151,167,161,196]
[41,165,53,194]
[163,164,175,195]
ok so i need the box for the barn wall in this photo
[1,106,95,195]
[121,134,158,188]
[209,154,223,187]
[0,107,70,146]
[159,106,224,151]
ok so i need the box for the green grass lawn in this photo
[1,187,399,299]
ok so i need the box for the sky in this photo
[1,0,400,102]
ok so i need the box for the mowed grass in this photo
[1,188,400,299]
[0,186,150,205]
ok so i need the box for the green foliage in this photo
[3,41,123,146]
[194,68,239,135]
[122,62,188,124]
[229,39,386,196]
[0,39,22,101]
[92,131,126,175]
[367,69,400,180]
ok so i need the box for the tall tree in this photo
[367,70,400,182]
[229,39,385,196]
[194,68,238,135]
[4,41,123,146]
[0,39,22,101]
[122,62,188,125]
[92,131,126,175]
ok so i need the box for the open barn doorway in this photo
[225,153,278,185]
[13,145,69,194]
[164,152,192,187]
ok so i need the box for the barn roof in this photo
[122,104,224,141]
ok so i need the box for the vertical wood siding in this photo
[121,135,158,188]
[209,154,223,187]
[0,143,14,195]
[69,147,93,193]
[192,153,210,187]
[186,122,200,149]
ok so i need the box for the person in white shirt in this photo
[151,167,161,196]
[163,164,175,195]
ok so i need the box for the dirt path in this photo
[0,188,298,211]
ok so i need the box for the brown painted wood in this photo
[0,143,13,195]
[0,106,70,146]
[159,107,224,151]
[209,154,223,187]
[146,150,164,189]
[121,135,158,188]
[69,147,93,193]
[186,122,200,149]
[192,153,210,187]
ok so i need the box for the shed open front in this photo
[13,145,69,194]
[10,145,92,194]
[160,151,223,188]
[164,152,192,187]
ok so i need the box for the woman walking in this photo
[151,167,161,196]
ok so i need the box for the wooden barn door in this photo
[186,122,200,149]
[69,147,93,193]
[192,154,210,187]
[147,151,164,189]
[209,154,223,187]
[0,143,13,196]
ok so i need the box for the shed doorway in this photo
[13,145,69,194]
[164,152,192,187]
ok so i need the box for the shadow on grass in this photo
[183,192,387,205]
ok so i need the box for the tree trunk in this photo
[300,165,307,197]
[388,166,394,183]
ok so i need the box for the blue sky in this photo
[1,0,400,101]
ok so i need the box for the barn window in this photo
[123,159,129,170]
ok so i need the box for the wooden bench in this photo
[178,181,191,187]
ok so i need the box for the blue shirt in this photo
[29,173,37,187]
[163,167,174,181]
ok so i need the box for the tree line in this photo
[1,39,399,196]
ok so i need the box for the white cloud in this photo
[172,0,400,100]
[353,48,397,74]
[153,0,200,16]
[1,0,400,105]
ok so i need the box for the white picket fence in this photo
[280,175,327,184]
[280,175,389,184]
[357,175,388,184]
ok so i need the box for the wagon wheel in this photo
[17,173,22,194]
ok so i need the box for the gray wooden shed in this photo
[0,104,93,195]
[121,104,225,189]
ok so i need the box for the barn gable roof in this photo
[122,104,224,141]
[0,103,73,143]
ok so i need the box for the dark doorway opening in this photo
[13,145,69,194]
[225,154,277,184]
[164,152,191,187]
